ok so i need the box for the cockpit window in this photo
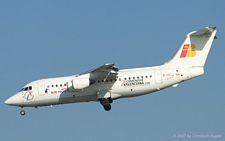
[20,86,32,92]
[20,88,24,92]
[24,87,28,91]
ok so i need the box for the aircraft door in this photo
[38,81,45,96]
[154,70,162,84]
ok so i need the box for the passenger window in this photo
[98,80,100,83]
[102,80,104,82]
[110,79,113,82]
[64,84,66,86]
[60,84,62,87]
[141,76,143,79]
[129,77,131,80]
[124,78,127,80]
[137,76,139,79]
[133,77,135,79]
[52,85,54,88]
[119,78,121,81]
[29,86,32,90]
[56,85,58,87]
[146,76,148,78]
[115,79,117,81]
[150,75,152,78]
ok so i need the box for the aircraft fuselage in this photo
[6,66,202,107]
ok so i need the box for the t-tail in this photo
[164,26,217,78]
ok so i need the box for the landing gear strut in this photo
[20,107,25,116]
[99,98,112,111]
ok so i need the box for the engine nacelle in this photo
[67,78,95,91]
[72,78,89,90]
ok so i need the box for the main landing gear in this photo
[20,107,25,116]
[99,98,112,111]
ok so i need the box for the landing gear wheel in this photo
[99,98,112,111]
[101,99,110,106]
[104,104,111,111]
[20,110,25,116]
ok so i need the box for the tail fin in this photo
[165,26,217,68]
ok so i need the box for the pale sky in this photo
[1,1,224,141]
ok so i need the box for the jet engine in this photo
[67,78,95,92]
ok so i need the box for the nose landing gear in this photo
[20,107,25,116]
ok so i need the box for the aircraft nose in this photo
[5,93,23,106]
[5,97,12,105]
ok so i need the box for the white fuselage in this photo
[6,66,203,107]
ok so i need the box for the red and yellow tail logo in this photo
[180,44,196,58]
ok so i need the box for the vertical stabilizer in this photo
[165,27,217,68]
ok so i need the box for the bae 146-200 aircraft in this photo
[5,26,217,116]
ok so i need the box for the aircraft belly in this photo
[58,95,98,104]
[58,91,98,104]
[111,87,156,98]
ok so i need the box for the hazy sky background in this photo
[1,1,224,141]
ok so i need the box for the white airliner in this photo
[5,26,217,116]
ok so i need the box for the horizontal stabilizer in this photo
[189,26,216,36]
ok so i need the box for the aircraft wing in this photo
[88,63,119,74]
[80,63,119,80]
